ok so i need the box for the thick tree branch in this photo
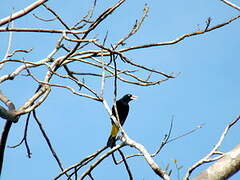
[0,27,85,34]
[184,115,240,180]
[0,90,18,174]
[0,0,48,26]
[193,144,240,180]
[0,106,17,122]
[124,137,171,180]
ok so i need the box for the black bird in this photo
[107,94,137,148]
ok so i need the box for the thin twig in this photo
[71,0,97,30]
[32,110,71,179]
[116,122,202,164]
[79,144,124,179]
[54,146,108,180]
[114,3,149,49]
[1,21,14,69]
[118,15,240,52]
[8,112,32,158]
[43,4,70,30]
[25,69,101,101]
[5,48,33,58]
[204,17,212,31]
[0,36,64,83]
[32,13,56,22]
[118,149,133,180]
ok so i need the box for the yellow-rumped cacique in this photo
[107,94,137,148]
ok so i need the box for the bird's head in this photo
[121,94,137,103]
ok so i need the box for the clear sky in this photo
[0,0,240,179]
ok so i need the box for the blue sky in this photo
[1,0,240,179]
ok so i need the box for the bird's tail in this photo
[107,123,119,148]
[107,135,116,148]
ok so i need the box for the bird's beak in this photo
[131,95,137,100]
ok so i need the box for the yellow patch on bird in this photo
[110,124,119,137]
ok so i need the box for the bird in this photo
[107,94,137,148]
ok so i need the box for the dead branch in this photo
[32,13,57,22]
[220,0,240,11]
[54,146,108,180]
[71,0,96,30]
[5,48,33,58]
[184,115,240,180]
[115,123,203,164]
[1,21,13,68]
[79,144,125,180]
[83,0,126,35]
[116,149,133,180]
[0,36,64,83]
[0,90,18,122]
[8,112,32,158]
[32,110,71,178]
[0,90,18,174]
[0,0,48,26]
[118,15,240,52]
[114,3,149,49]
[0,1,239,179]
[124,137,171,180]
[193,144,240,180]
[0,27,85,34]
[25,68,101,102]
[42,4,70,29]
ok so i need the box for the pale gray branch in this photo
[0,0,48,26]
[0,90,18,122]
[184,116,240,180]
[193,144,240,180]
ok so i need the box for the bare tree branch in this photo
[5,48,33,58]
[0,27,85,34]
[8,112,32,158]
[125,137,170,180]
[0,36,64,83]
[118,149,133,180]
[220,0,240,11]
[193,144,240,180]
[0,0,49,26]
[0,90,18,174]
[1,21,14,69]
[54,146,108,180]
[1,1,239,179]
[32,110,71,179]
[116,123,203,164]
[32,13,57,22]
[184,115,240,180]
[118,15,240,52]
[79,144,125,180]
[114,3,149,49]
